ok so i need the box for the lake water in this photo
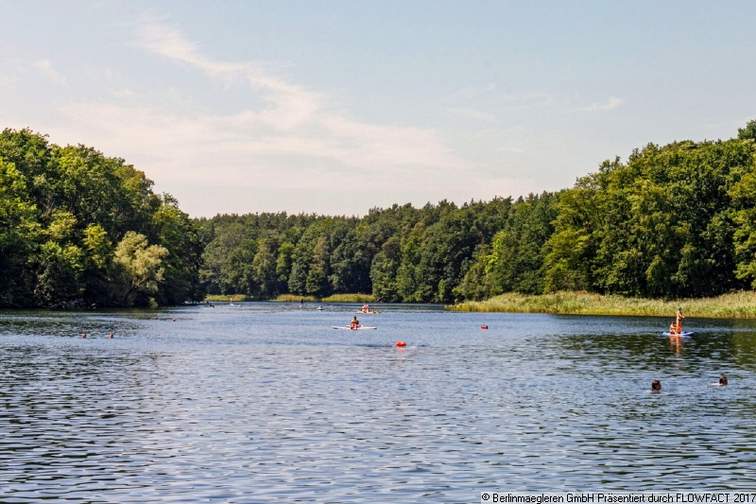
[1,303,755,502]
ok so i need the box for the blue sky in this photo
[1,1,754,216]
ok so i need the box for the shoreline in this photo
[449,291,756,319]
[205,293,376,303]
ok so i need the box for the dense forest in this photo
[1,125,755,308]
[0,129,204,308]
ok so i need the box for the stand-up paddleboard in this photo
[332,326,377,331]
[356,311,379,315]
[662,331,695,337]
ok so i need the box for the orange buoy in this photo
[480,324,489,330]
[395,340,407,348]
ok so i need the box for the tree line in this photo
[1,125,755,308]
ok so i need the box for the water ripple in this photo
[1,305,755,501]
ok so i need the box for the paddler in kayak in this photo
[361,304,370,314]
[350,316,361,330]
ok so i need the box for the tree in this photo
[200,221,255,295]
[251,238,279,298]
[306,235,331,297]
[0,129,204,308]
[738,120,756,142]
[113,232,168,306]
[276,242,295,287]
[486,193,556,295]
[0,158,40,306]
[34,242,84,307]
[152,196,205,304]
[370,237,401,301]
[731,165,756,287]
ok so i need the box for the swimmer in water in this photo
[719,374,728,386]
[651,379,662,392]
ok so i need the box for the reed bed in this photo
[320,293,376,303]
[205,294,249,302]
[450,290,756,319]
[273,294,319,302]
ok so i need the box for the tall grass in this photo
[320,293,375,303]
[450,290,756,319]
[273,294,319,302]
[205,294,249,302]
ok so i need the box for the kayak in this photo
[662,331,695,337]
[332,326,377,331]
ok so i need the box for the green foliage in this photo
[34,241,84,307]
[152,196,204,304]
[251,238,280,298]
[738,120,756,141]
[553,140,753,297]
[3,123,755,308]
[731,164,756,287]
[200,221,255,295]
[486,193,557,295]
[113,232,168,306]
[305,235,331,297]
[83,224,111,270]
[370,237,401,301]
[0,129,205,308]
[0,157,40,305]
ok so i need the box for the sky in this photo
[1,1,755,217]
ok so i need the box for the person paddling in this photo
[668,321,678,336]
[350,316,361,330]
[675,307,685,334]
[361,304,370,314]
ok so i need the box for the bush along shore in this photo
[450,291,756,319]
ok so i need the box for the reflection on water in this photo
[1,304,755,500]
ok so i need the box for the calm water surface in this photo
[1,303,755,502]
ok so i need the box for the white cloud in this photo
[128,16,463,164]
[447,82,497,101]
[447,84,554,111]
[134,17,321,131]
[111,88,136,98]
[38,16,486,215]
[447,106,498,123]
[578,96,624,112]
[31,59,67,85]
